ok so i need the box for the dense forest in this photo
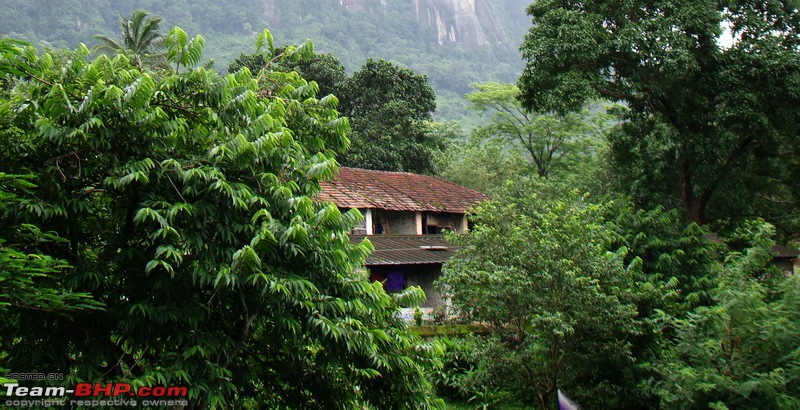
[2,0,800,409]
[0,0,529,122]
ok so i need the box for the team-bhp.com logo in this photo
[3,382,189,408]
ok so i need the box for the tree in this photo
[0,173,104,331]
[518,0,800,225]
[603,198,720,408]
[337,58,441,174]
[437,179,643,409]
[0,31,442,408]
[466,82,610,178]
[228,49,346,97]
[92,9,168,68]
[650,221,800,409]
[338,58,435,121]
[436,130,528,195]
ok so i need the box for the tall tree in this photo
[518,0,800,225]
[467,82,611,178]
[651,221,800,409]
[438,179,644,409]
[337,58,441,174]
[92,9,168,68]
[228,49,346,97]
[0,31,441,408]
[436,130,528,195]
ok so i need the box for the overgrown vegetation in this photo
[436,181,800,409]
[0,31,442,408]
[1,0,799,408]
[0,0,529,123]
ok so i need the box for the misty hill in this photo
[0,0,531,122]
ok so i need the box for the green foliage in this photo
[602,198,721,408]
[439,83,620,194]
[339,58,436,121]
[518,0,800,226]
[227,31,318,74]
[337,58,442,174]
[165,26,205,71]
[230,54,447,174]
[649,221,800,409]
[92,10,169,69]
[0,33,442,408]
[0,227,103,313]
[436,131,527,195]
[438,179,646,409]
[0,0,529,124]
[0,174,104,315]
[430,336,480,402]
[466,82,613,178]
[607,199,719,314]
[228,48,346,98]
[414,306,424,326]
[434,180,749,409]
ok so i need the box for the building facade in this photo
[318,167,489,313]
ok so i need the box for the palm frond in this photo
[92,10,166,68]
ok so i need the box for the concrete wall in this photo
[373,210,419,235]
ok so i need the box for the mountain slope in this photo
[0,0,531,121]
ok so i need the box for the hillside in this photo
[0,0,531,123]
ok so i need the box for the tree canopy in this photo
[466,82,611,178]
[437,179,800,409]
[228,48,346,97]
[518,0,800,226]
[436,131,526,194]
[337,58,442,174]
[228,54,445,174]
[92,9,168,68]
[438,180,645,408]
[650,222,800,409]
[0,31,441,408]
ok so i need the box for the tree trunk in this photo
[680,161,707,225]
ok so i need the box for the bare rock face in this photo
[412,0,507,47]
[257,0,521,49]
[340,0,366,12]
[338,0,513,48]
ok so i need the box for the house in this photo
[318,167,489,313]
[706,233,799,276]
[773,243,800,276]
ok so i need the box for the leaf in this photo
[255,29,275,57]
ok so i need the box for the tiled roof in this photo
[351,235,457,265]
[774,244,799,259]
[318,167,489,213]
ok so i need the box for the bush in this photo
[431,336,479,401]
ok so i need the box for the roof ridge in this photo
[319,167,490,213]
[337,167,488,197]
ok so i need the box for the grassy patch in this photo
[408,324,491,337]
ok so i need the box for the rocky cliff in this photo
[0,0,529,121]
[291,0,527,49]
[253,0,528,51]
[412,0,507,47]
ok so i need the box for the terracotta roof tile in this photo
[318,167,489,213]
[773,244,799,259]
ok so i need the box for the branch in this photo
[699,135,755,206]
